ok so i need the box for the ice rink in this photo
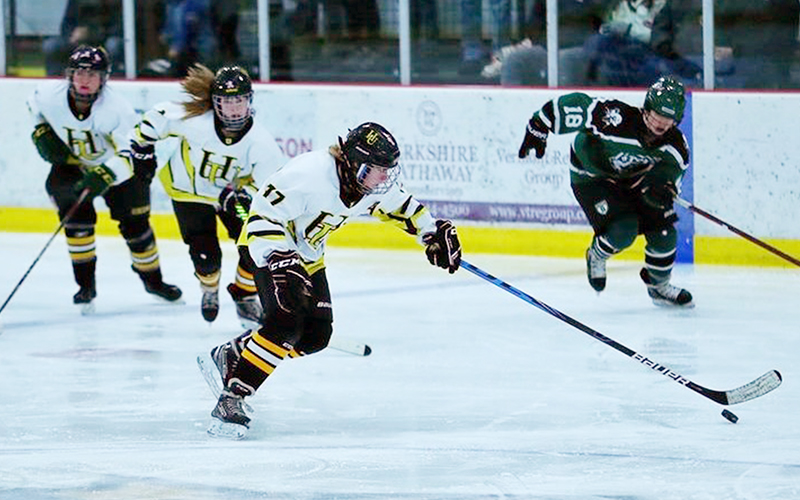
[1,231,798,500]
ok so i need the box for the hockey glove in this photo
[423,219,462,274]
[518,116,549,159]
[75,164,116,199]
[639,178,677,210]
[130,142,158,183]
[32,123,73,164]
[219,185,253,221]
[266,250,313,315]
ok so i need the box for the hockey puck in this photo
[721,409,739,424]
[363,344,372,356]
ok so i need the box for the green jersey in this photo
[533,92,690,187]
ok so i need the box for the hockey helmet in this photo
[644,76,685,123]
[66,45,111,104]
[339,122,401,195]
[211,66,254,131]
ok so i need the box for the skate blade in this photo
[79,302,96,315]
[196,354,255,414]
[652,298,696,309]
[197,354,223,400]
[207,419,248,440]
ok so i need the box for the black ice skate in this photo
[586,247,607,292]
[227,284,264,330]
[73,285,97,315]
[210,334,247,387]
[208,387,251,439]
[133,266,183,302]
[201,287,220,322]
[639,268,694,308]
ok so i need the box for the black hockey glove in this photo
[423,219,462,274]
[219,185,252,221]
[518,116,549,159]
[75,164,116,199]
[32,123,73,164]
[266,250,313,315]
[130,142,157,183]
[639,178,677,210]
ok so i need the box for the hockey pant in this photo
[226,267,333,396]
[572,178,679,283]
[171,200,258,294]
[45,163,163,289]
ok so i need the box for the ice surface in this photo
[0,232,798,499]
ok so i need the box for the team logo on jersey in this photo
[594,199,609,215]
[603,107,623,128]
[198,150,237,183]
[65,128,104,161]
[609,152,657,173]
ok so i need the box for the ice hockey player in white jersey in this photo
[201,122,462,439]
[27,45,182,312]
[130,64,287,329]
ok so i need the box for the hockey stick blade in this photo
[461,260,783,407]
[710,369,782,406]
[328,336,372,356]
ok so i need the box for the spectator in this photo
[583,0,670,86]
[43,0,123,76]
[649,0,703,85]
[211,0,240,62]
[162,0,219,76]
[715,0,799,89]
[499,0,609,86]
[459,0,511,77]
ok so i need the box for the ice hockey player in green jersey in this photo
[518,75,693,308]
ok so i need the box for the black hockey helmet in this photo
[211,66,254,131]
[644,75,685,123]
[66,45,111,104]
[339,122,401,195]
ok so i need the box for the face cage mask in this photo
[67,68,107,105]
[212,93,253,131]
[356,163,400,195]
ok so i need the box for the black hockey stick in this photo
[461,259,782,406]
[0,188,90,316]
[675,197,800,268]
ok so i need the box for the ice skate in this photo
[133,266,183,302]
[201,287,220,322]
[73,286,96,315]
[640,268,694,308]
[227,284,263,330]
[208,388,250,439]
[586,247,607,292]
[143,280,183,302]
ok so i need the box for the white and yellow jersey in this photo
[243,150,437,274]
[133,101,286,205]
[27,80,137,184]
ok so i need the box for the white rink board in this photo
[1,78,798,237]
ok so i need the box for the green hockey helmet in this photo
[644,76,685,123]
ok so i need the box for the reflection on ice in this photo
[0,233,798,499]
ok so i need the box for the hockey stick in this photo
[0,188,90,316]
[461,260,782,406]
[675,197,800,268]
[228,197,372,357]
[328,336,372,356]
